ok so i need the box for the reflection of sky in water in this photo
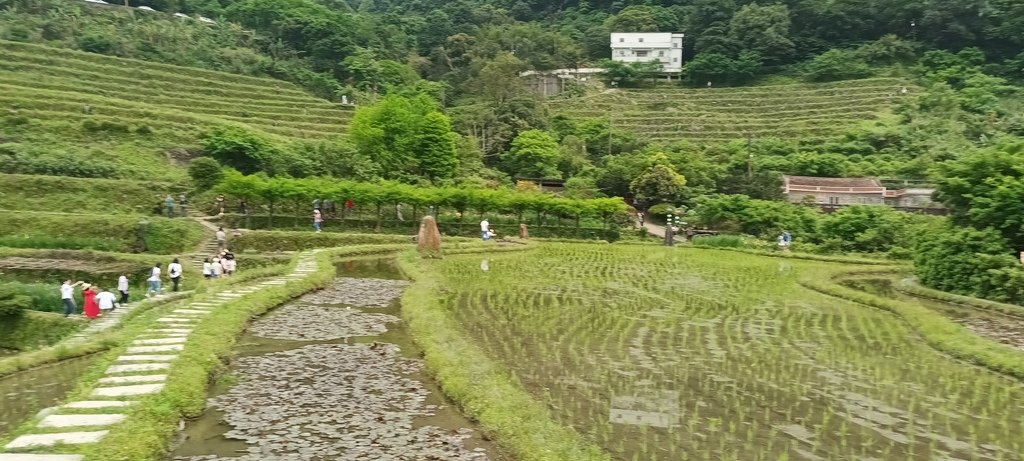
[609,390,680,428]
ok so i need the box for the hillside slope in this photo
[0,40,353,181]
[549,78,912,144]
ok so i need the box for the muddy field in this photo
[171,260,499,461]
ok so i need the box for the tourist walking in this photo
[179,193,189,217]
[480,218,490,241]
[203,258,213,279]
[168,258,183,292]
[637,212,645,227]
[216,227,227,250]
[215,194,226,216]
[237,198,249,215]
[212,257,224,278]
[117,273,130,304]
[396,204,404,221]
[82,283,99,319]
[313,209,322,233]
[147,263,162,297]
[165,195,175,217]
[223,252,236,275]
[60,279,84,317]
[96,286,117,314]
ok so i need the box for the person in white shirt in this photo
[216,227,227,250]
[147,263,162,297]
[168,258,183,292]
[480,219,489,241]
[223,257,236,275]
[202,258,213,278]
[117,273,130,304]
[212,258,224,277]
[96,287,117,313]
[60,279,84,317]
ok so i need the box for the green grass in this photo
[425,244,1024,460]
[551,78,912,143]
[0,39,352,181]
[0,311,84,350]
[0,210,205,254]
[0,174,185,215]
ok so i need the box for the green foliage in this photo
[629,163,686,204]
[599,59,663,87]
[728,3,794,65]
[187,157,224,191]
[230,231,413,252]
[804,49,875,82]
[693,194,817,238]
[0,285,31,318]
[684,51,762,86]
[350,94,459,181]
[932,144,1024,248]
[0,211,204,254]
[0,174,185,215]
[415,112,460,182]
[912,223,1023,302]
[502,130,562,178]
[200,125,278,176]
[0,310,82,349]
[816,205,926,253]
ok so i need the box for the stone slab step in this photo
[4,431,109,449]
[157,318,196,323]
[39,414,125,428]
[63,400,136,409]
[0,454,85,461]
[150,328,192,333]
[98,374,166,385]
[116,355,177,362]
[105,363,170,374]
[133,338,187,345]
[126,345,183,353]
[174,309,209,314]
[92,383,165,397]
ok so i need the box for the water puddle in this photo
[0,354,97,435]
[169,258,505,460]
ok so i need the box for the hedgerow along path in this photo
[433,243,1024,460]
[0,252,320,460]
[548,78,912,143]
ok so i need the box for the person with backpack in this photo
[168,258,183,292]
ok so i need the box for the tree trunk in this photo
[375,202,382,232]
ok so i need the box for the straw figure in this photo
[519,223,529,239]
[417,215,442,258]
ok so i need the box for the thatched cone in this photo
[417,215,442,258]
[519,223,529,239]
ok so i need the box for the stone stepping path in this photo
[67,293,180,342]
[2,252,320,456]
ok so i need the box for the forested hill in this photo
[3,0,1021,102]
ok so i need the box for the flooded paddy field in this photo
[843,277,1024,351]
[170,258,505,461]
[439,245,1024,461]
[0,354,96,435]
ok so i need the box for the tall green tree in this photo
[502,130,562,178]
[630,163,686,204]
[416,112,460,182]
[728,4,795,65]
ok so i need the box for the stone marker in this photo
[39,414,125,428]
[92,383,165,397]
[417,215,442,258]
[4,431,109,449]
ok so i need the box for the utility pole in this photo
[746,133,753,179]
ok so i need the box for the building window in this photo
[619,50,626,56]
[673,58,678,62]
[828,196,840,205]
[639,37,644,43]
[635,50,649,57]
[619,38,624,43]
[674,42,679,48]
[658,51,664,57]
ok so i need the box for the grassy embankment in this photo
[549,78,911,144]
[0,39,353,182]
[0,210,205,253]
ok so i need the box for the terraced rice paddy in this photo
[0,40,353,141]
[438,245,1024,460]
[549,78,909,143]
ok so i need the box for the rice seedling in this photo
[431,243,1024,460]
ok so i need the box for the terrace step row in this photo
[1,252,320,458]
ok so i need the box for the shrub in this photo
[804,49,875,82]
[188,157,225,191]
[0,286,31,317]
[691,234,744,248]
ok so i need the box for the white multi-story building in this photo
[610,32,685,72]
